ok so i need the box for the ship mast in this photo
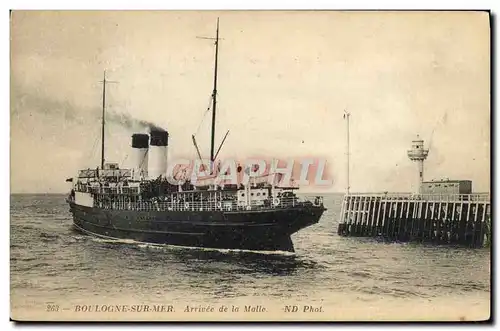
[210,18,220,171]
[194,18,227,174]
[101,70,107,169]
[99,70,117,169]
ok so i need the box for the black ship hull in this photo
[68,202,325,252]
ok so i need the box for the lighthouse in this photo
[407,135,429,194]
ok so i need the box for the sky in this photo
[10,10,490,193]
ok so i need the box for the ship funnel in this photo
[131,133,149,180]
[148,129,169,179]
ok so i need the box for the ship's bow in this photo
[288,203,326,234]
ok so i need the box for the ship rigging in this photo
[191,17,230,175]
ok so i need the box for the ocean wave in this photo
[12,262,52,272]
[39,232,60,240]
[10,243,27,249]
[428,282,490,293]
[358,285,423,298]
[349,271,373,279]
[11,256,38,262]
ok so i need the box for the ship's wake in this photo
[89,236,296,257]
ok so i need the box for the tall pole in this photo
[210,18,220,172]
[344,110,350,195]
[101,70,107,169]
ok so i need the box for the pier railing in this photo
[343,192,490,202]
[338,192,491,248]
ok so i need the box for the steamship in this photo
[65,19,326,253]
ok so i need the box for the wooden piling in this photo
[337,192,490,248]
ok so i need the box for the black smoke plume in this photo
[11,85,167,133]
[106,111,166,133]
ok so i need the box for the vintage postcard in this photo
[10,10,491,322]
